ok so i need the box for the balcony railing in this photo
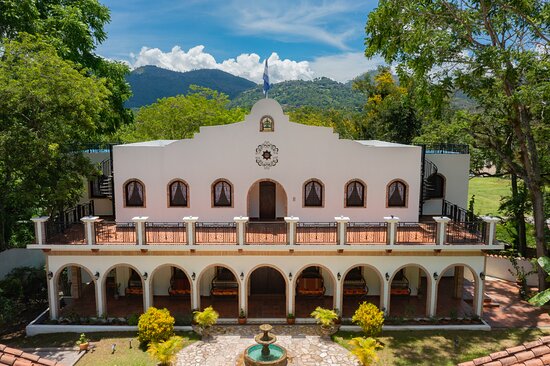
[296,222,337,244]
[195,222,237,244]
[396,222,437,245]
[95,222,136,244]
[346,222,387,244]
[446,221,486,244]
[146,222,186,244]
[246,222,287,244]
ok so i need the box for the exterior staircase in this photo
[98,158,113,199]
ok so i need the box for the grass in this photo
[334,328,550,366]
[468,177,511,216]
[2,331,199,366]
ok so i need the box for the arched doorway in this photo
[247,179,288,221]
[294,265,335,318]
[104,265,144,317]
[198,265,239,318]
[248,266,287,318]
[389,265,430,318]
[436,264,478,317]
[341,265,382,318]
[56,265,97,317]
[151,265,192,318]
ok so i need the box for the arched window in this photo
[168,180,188,207]
[212,180,232,207]
[124,180,145,207]
[304,180,323,207]
[427,174,445,199]
[387,180,407,207]
[345,180,365,207]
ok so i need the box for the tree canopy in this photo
[0,35,111,250]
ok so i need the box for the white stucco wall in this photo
[423,153,470,215]
[113,99,422,223]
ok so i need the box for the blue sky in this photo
[96,0,385,83]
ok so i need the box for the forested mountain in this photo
[125,66,256,108]
[229,77,364,111]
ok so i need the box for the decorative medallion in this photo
[255,141,279,169]
[260,115,274,132]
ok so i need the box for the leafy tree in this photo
[0,0,132,132]
[353,67,421,143]
[288,106,361,139]
[529,257,550,306]
[117,87,246,142]
[0,35,110,250]
[365,0,550,288]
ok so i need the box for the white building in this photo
[29,99,502,323]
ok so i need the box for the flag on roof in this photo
[263,58,270,97]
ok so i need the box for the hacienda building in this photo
[28,98,503,322]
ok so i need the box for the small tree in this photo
[352,302,385,337]
[349,337,382,366]
[138,307,175,345]
[147,336,184,366]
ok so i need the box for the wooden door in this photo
[259,181,276,220]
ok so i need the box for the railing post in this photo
[481,216,500,245]
[183,216,198,245]
[433,216,451,245]
[384,216,400,246]
[335,216,350,245]
[80,216,99,245]
[284,216,299,245]
[31,216,50,245]
[132,216,149,245]
[234,216,249,245]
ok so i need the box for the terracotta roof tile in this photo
[464,337,550,366]
[0,344,65,366]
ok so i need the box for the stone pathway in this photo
[177,325,358,366]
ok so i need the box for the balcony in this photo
[32,215,501,251]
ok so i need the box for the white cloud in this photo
[310,52,387,82]
[131,45,314,83]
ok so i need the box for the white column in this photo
[234,216,249,245]
[143,274,152,312]
[287,276,295,315]
[334,273,342,312]
[381,278,390,316]
[132,216,149,245]
[81,216,99,245]
[191,273,199,310]
[428,277,437,317]
[284,216,299,245]
[183,216,198,245]
[31,216,50,245]
[433,216,451,245]
[239,272,247,316]
[475,276,485,316]
[335,216,350,245]
[47,272,59,319]
[384,216,400,246]
[481,216,500,245]
[96,275,105,317]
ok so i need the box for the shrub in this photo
[352,302,384,337]
[137,307,175,345]
[349,337,382,366]
[193,306,218,328]
[127,313,140,326]
[310,307,338,327]
[147,336,185,366]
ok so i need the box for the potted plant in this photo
[76,333,89,351]
[193,306,219,339]
[286,313,295,325]
[238,308,246,325]
[310,306,339,336]
[146,335,184,366]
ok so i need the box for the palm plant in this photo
[349,337,382,366]
[529,257,550,306]
[147,336,184,366]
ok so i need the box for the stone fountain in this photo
[243,324,288,366]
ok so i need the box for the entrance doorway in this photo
[259,181,276,220]
[248,266,287,318]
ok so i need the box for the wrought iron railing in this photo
[346,222,387,244]
[296,222,337,244]
[195,222,237,244]
[245,222,287,244]
[145,222,186,244]
[46,201,94,243]
[443,200,477,223]
[415,143,469,154]
[396,222,437,244]
[446,221,486,244]
[95,222,136,244]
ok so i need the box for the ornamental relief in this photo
[255,141,279,169]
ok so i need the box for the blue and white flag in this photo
[263,58,270,97]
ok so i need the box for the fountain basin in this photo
[243,344,287,366]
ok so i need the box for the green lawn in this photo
[334,328,550,366]
[468,177,511,216]
[3,331,199,366]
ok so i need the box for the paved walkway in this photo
[177,325,358,366]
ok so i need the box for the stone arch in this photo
[340,263,384,317]
[435,263,480,317]
[54,263,98,318]
[197,263,240,318]
[102,263,146,317]
[388,263,432,317]
[246,178,288,219]
[149,263,193,317]
[293,263,337,318]
[245,263,288,319]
